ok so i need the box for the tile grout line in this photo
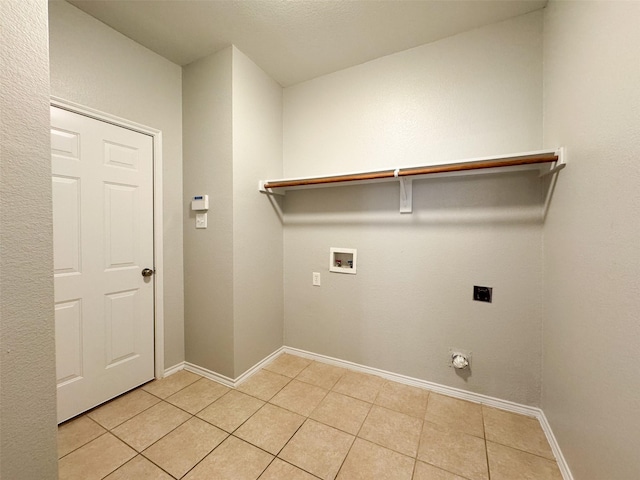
[411,395,428,480]
[58,430,110,462]
[483,405,491,480]
[411,392,431,479]
[333,378,383,479]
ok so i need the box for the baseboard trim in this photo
[234,346,286,386]
[181,346,286,388]
[282,346,573,480]
[282,346,540,416]
[175,346,572,479]
[163,362,185,377]
[184,362,235,388]
[538,410,574,480]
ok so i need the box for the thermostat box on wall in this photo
[330,248,357,274]
[191,195,209,210]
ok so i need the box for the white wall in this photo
[232,47,284,376]
[183,47,235,377]
[183,47,284,378]
[48,0,185,368]
[0,0,58,478]
[542,2,640,478]
[283,12,545,405]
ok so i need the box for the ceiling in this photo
[66,0,547,87]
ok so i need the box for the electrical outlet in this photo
[473,285,492,303]
[312,272,321,286]
[195,213,207,229]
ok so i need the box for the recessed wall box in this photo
[473,285,492,303]
[191,195,209,210]
[330,248,357,274]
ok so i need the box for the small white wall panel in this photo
[104,183,137,268]
[55,300,83,385]
[52,176,81,275]
[105,290,138,367]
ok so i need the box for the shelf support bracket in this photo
[258,180,285,196]
[398,175,412,214]
[539,147,566,177]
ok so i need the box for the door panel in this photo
[52,176,81,274]
[52,106,155,423]
[54,299,83,384]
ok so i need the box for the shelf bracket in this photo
[398,174,413,214]
[258,180,285,196]
[539,147,566,177]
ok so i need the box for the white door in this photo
[51,106,155,423]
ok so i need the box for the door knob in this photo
[141,268,154,277]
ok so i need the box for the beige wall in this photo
[232,47,284,376]
[48,0,185,368]
[182,47,235,377]
[0,0,58,478]
[283,12,545,405]
[183,47,284,378]
[542,2,640,478]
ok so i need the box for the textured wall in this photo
[542,2,640,478]
[283,12,545,405]
[48,0,185,368]
[0,0,58,478]
[182,47,235,377]
[232,47,284,376]
[182,47,284,378]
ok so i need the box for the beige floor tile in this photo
[197,390,265,432]
[235,403,305,455]
[58,433,136,480]
[165,377,230,414]
[88,389,161,430]
[279,419,354,480]
[424,393,484,438]
[487,441,563,480]
[374,381,430,419]
[143,417,227,478]
[336,438,414,480]
[270,379,328,416]
[58,415,107,458]
[310,391,371,435]
[417,422,488,480]
[296,361,348,390]
[332,371,385,403]
[482,406,554,459]
[413,461,468,480]
[264,353,312,378]
[183,436,273,480]
[104,455,173,480]
[142,370,201,399]
[111,401,191,451]
[358,405,423,457]
[258,458,318,480]
[237,369,291,401]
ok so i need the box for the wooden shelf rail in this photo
[259,148,566,213]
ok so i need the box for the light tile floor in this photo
[58,353,564,480]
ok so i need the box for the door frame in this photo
[51,96,166,380]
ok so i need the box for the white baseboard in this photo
[538,410,574,480]
[163,362,185,377]
[234,346,286,386]
[184,362,235,388]
[283,346,540,416]
[170,346,572,480]
[282,346,573,480]
[179,346,286,388]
